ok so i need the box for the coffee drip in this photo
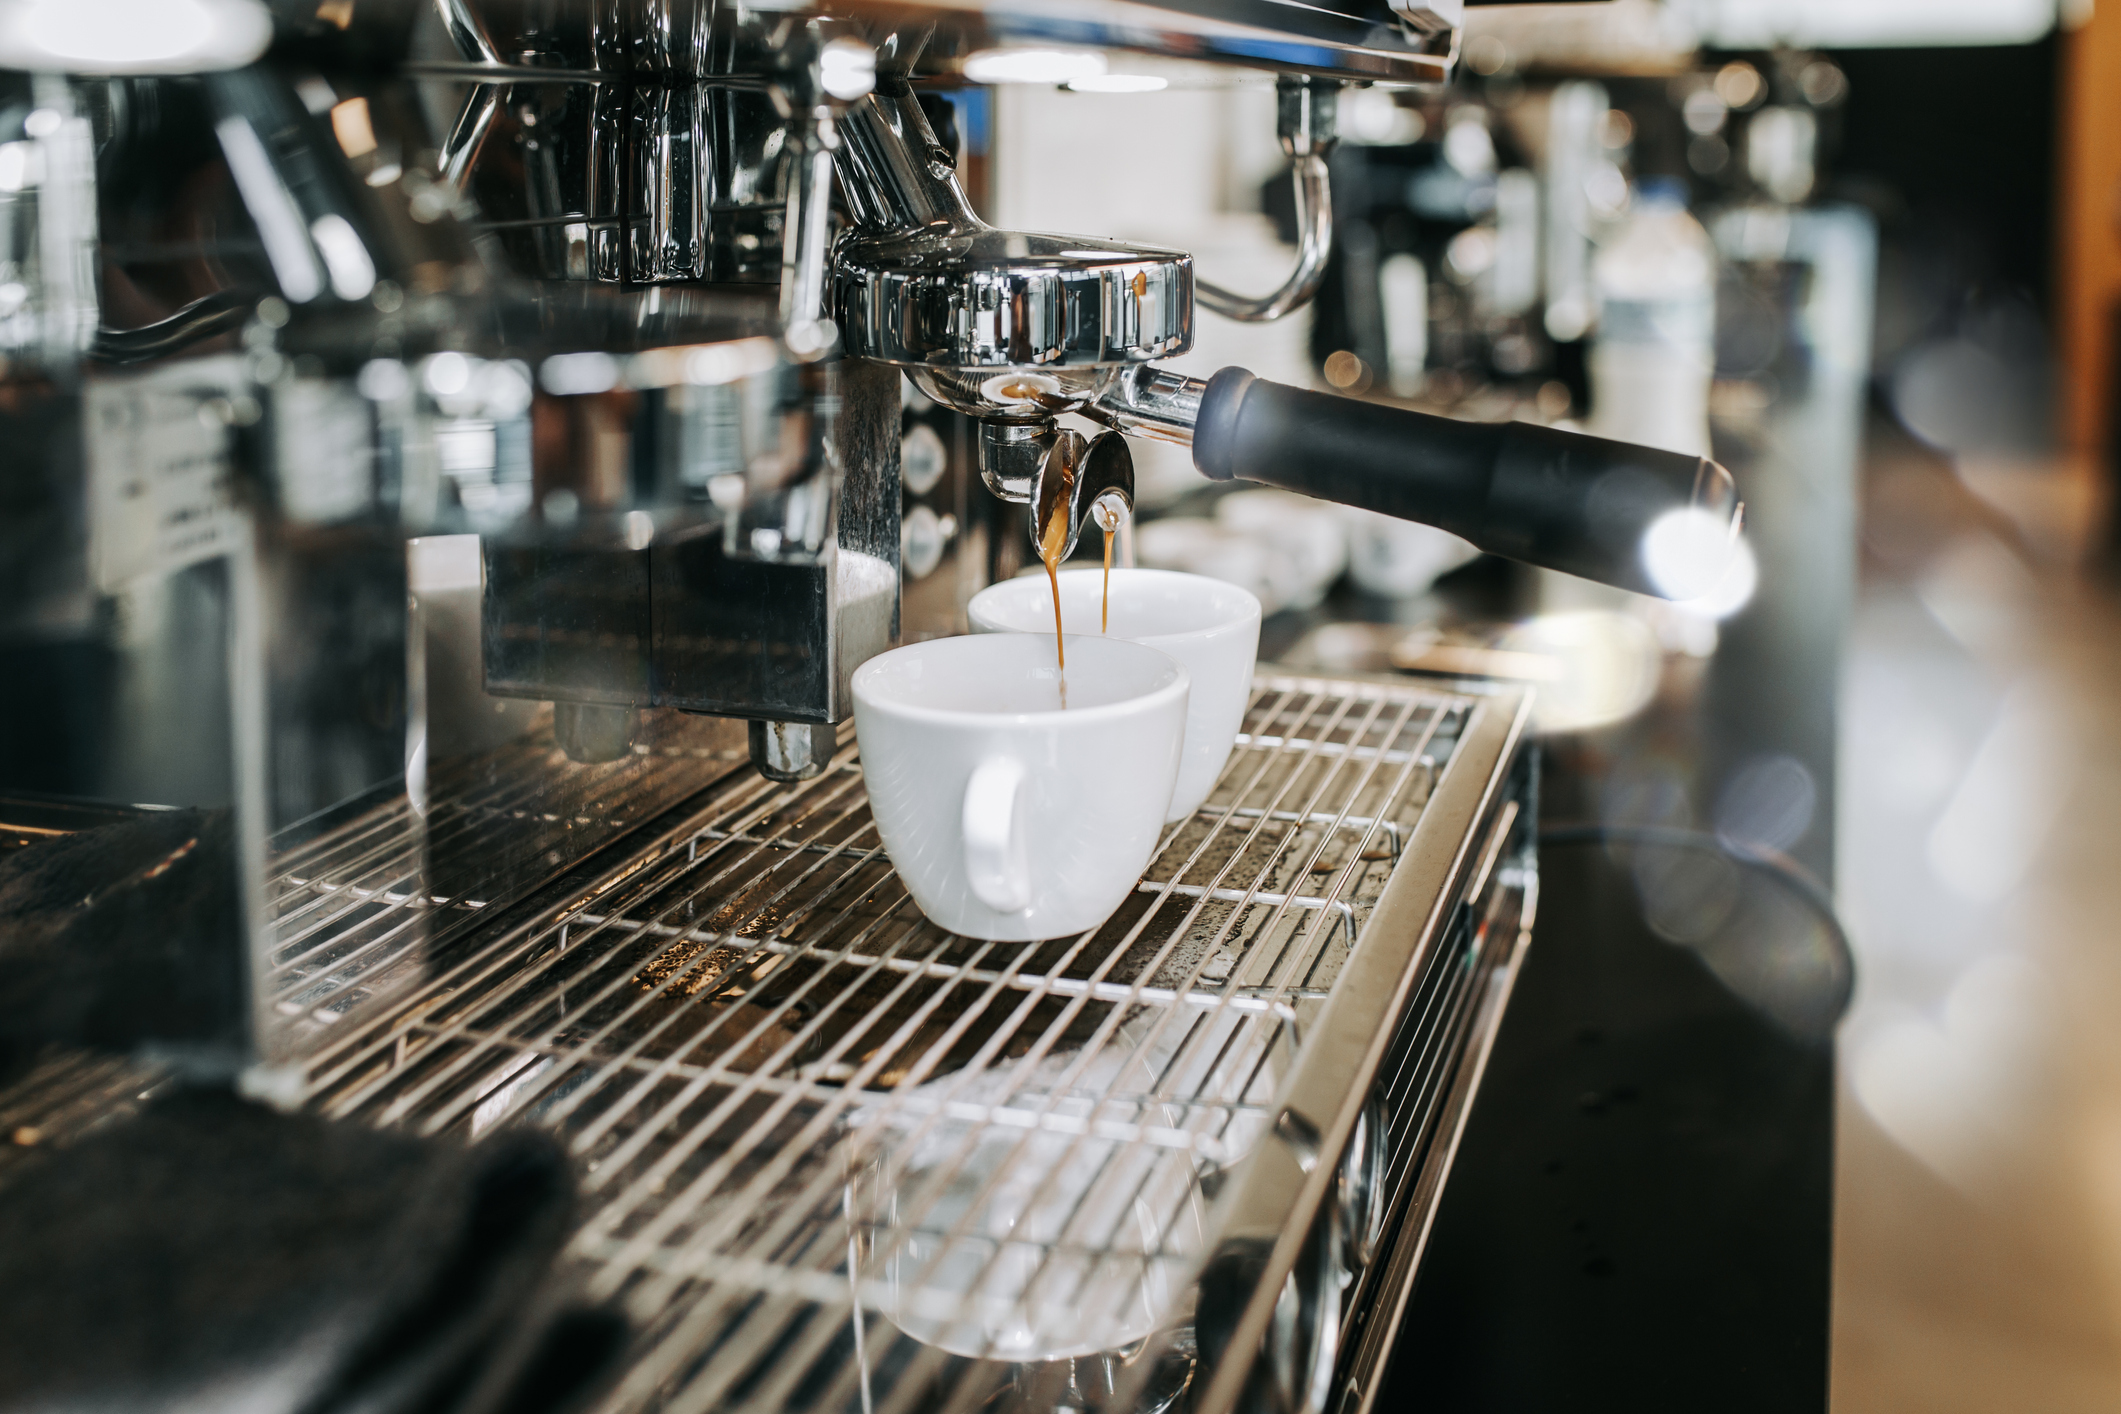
[1092,498,1128,634]
[1034,458,1076,671]
[1028,430,1136,709]
[1104,527,1115,633]
[1029,429,1082,713]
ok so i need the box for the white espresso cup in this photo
[970,568,1261,821]
[851,633,1188,940]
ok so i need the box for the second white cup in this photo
[970,568,1261,821]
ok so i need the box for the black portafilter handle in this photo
[1189,368,1742,599]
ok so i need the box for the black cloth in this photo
[0,1088,623,1414]
[0,806,247,1068]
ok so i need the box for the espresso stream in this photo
[1103,525,1114,633]
[1035,492,1068,711]
[1036,490,1070,670]
[1033,457,1076,708]
[1031,466,1120,710]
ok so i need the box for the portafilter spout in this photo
[1092,366,1743,601]
[1029,431,1135,566]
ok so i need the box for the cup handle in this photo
[962,757,1030,914]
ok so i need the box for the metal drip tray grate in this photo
[262,710,749,1043]
[0,1051,171,1182]
[0,671,1531,1414]
[279,671,1514,1414]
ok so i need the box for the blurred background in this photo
[901,2,2121,1406]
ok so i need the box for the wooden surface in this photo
[1830,430,2121,1412]
[2058,7,2121,460]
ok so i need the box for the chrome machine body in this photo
[0,4,1686,1413]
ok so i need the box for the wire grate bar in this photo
[396,1019,1276,1149]
[1228,734,1435,765]
[1131,880,1355,922]
[693,799,1408,866]
[551,911,1323,1013]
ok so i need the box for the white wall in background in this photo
[991,64,1280,243]
[1688,0,2055,48]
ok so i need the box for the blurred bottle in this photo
[1587,181,1716,457]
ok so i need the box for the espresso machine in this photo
[0,4,1745,1412]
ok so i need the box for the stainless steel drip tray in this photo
[261,708,752,1045]
[4,670,1534,1414]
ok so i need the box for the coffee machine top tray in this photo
[839,0,1461,85]
[0,669,1533,1414]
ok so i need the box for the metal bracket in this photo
[1196,76,1341,324]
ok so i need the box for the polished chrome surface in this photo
[435,0,506,67]
[388,5,907,734]
[1027,426,1088,551]
[1197,154,1333,325]
[417,2,805,289]
[480,356,904,726]
[779,39,873,354]
[834,74,984,234]
[833,81,1193,395]
[0,14,1534,1405]
[849,0,1458,85]
[1190,695,1532,1414]
[837,228,1192,374]
[0,75,96,371]
[835,220,1194,381]
[1094,367,1209,448]
[1030,430,1134,565]
[978,419,1051,501]
[912,363,1124,426]
[750,719,837,783]
[1336,849,1527,1414]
